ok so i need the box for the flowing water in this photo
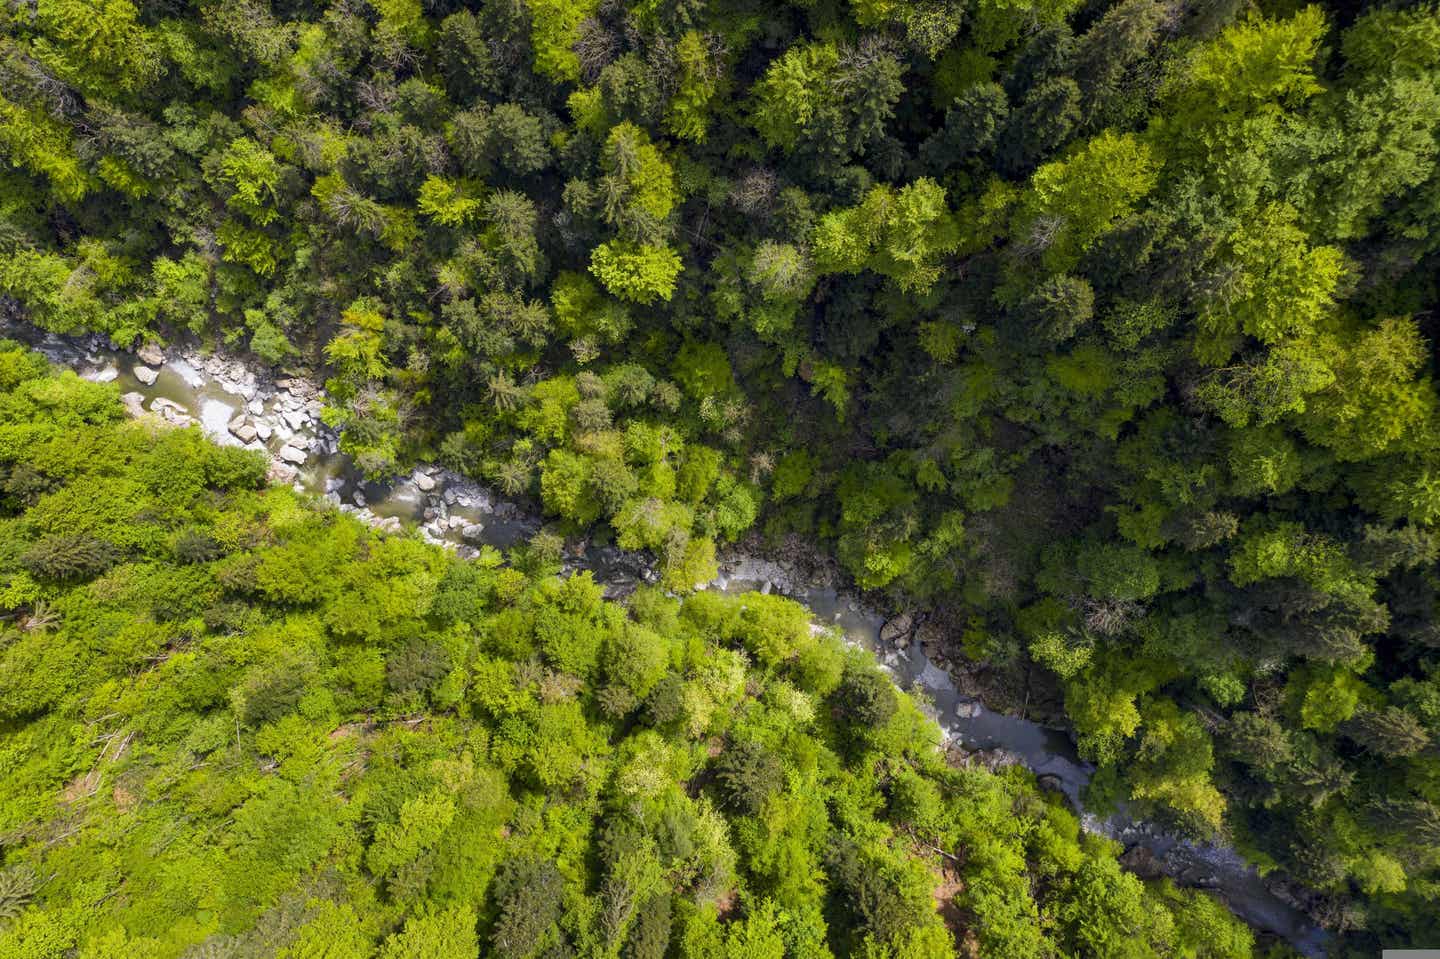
[1,321,1329,956]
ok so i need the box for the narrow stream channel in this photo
[2,321,1329,956]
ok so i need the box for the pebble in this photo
[133,365,159,385]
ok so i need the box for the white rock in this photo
[230,422,258,443]
[254,421,273,440]
[461,523,486,541]
[136,343,165,366]
[954,700,982,720]
[278,444,307,465]
[282,408,308,431]
[353,491,367,508]
[84,366,119,383]
[120,392,147,417]
[248,398,264,415]
[133,365,159,385]
[415,473,436,492]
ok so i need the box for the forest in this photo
[0,343,1266,957]
[2,0,1440,952]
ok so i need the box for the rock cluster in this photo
[709,554,803,596]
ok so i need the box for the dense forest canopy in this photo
[4,0,1440,951]
[0,343,1263,958]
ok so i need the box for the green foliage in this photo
[813,180,960,294]
[0,348,1258,959]
[4,0,1440,946]
[589,241,683,305]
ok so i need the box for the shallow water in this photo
[3,321,1328,956]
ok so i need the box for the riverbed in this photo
[1,321,1329,956]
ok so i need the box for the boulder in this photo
[133,365,159,385]
[229,421,258,444]
[267,461,299,484]
[414,472,436,492]
[120,392,147,417]
[253,420,273,440]
[1118,845,1165,881]
[282,408,308,431]
[954,699,982,719]
[277,444,307,465]
[880,613,914,645]
[461,523,486,541]
[136,343,165,366]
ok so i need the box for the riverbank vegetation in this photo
[3,0,1440,948]
[0,342,1260,957]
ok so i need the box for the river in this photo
[0,320,1329,956]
